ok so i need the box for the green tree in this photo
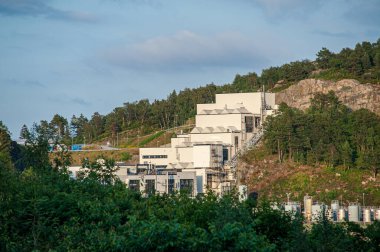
[316,47,334,69]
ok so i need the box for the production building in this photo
[129,91,277,196]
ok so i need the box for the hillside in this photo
[276,78,380,115]
[238,147,380,206]
[239,89,380,205]
[21,38,379,151]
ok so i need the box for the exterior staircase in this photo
[227,127,264,170]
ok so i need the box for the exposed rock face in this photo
[276,79,380,115]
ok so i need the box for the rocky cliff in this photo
[275,79,380,115]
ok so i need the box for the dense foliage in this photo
[1,122,380,251]
[315,39,380,82]
[264,92,380,177]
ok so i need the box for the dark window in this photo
[129,180,140,191]
[180,179,194,196]
[142,155,168,159]
[255,117,261,128]
[223,149,229,162]
[168,178,175,194]
[234,136,239,148]
[155,165,167,169]
[245,116,254,133]
[145,179,155,195]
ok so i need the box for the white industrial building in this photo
[132,91,277,196]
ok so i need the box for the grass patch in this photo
[138,131,165,147]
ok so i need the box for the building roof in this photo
[190,126,238,134]
[198,105,251,115]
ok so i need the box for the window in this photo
[168,178,175,194]
[145,179,155,195]
[255,117,261,128]
[245,116,254,133]
[155,165,167,169]
[129,180,140,191]
[223,149,229,162]
[180,179,194,196]
[142,155,168,159]
[234,136,239,148]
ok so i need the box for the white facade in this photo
[126,170,197,196]
[139,91,276,195]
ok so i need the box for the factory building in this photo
[136,91,277,195]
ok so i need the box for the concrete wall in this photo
[171,134,190,147]
[215,92,276,114]
[175,146,193,163]
[139,147,175,166]
[193,145,223,168]
[193,145,212,168]
[190,132,233,145]
[195,113,243,129]
[190,132,242,157]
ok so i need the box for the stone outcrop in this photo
[275,79,380,115]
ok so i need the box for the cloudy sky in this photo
[0,0,379,137]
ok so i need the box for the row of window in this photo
[142,155,168,159]
[129,179,194,196]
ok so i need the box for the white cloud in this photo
[101,30,269,71]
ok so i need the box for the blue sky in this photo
[0,0,379,138]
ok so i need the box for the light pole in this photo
[286,192,291,204]
[362,193,365,207]
[116,132,119,147]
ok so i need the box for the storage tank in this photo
[311,202,325,222]
[331,200,339,221]
[338,207,347,222]
[348,203,361,222]
[363,207,372,223]
[304,195,312,222]
[375,208,380,221]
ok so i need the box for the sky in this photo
[0,0,379,138]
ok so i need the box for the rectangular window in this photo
[235,136,239,148]
[142,155,168,159]
[207,174,213,188]
[245,116,254,133]
[223,149,229,162]
[129,180,140,192]
[168,178,175,194]
[180,179,194,196]
[255,117,261,128]
[145,179,155,195]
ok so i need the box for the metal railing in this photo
[227,128,264,169]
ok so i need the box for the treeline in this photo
[264,92,380,177]
[20,62,316,145]
[315,39,380,82]
[20,38,379,145]
[1,127,379,251]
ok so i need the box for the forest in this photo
[264,92,380,178]
[19,39,380,146]
[1,123,380,251]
